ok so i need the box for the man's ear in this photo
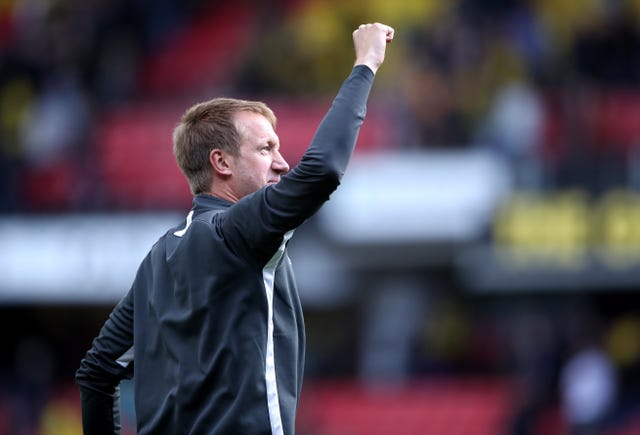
[210,149,233,176]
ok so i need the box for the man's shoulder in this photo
[193,208,224,225]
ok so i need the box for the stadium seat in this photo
[137,2,257,97]
[297,377,513,435]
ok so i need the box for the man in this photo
[76,22,394,434]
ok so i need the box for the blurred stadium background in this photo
[2,0,640,433]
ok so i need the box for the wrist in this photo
[354,57,380,74]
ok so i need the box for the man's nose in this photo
[273,151,290,173]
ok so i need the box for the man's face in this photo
[230,111,290,199]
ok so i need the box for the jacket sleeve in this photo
[221,65,376,260]
[75,287,135,434]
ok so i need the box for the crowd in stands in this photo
[0,0,203,211]
[241,0,640,192]
[2,0,640,212]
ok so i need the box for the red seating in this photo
[94,99,395,209]
[94,102,192,209]
[137,2,257,97]
[22,157,80,211]
[269,99,396,165]
[296,377,513,435]
[542,89,640,163]
[596,92,640,152]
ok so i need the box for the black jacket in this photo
[76,65,375,434]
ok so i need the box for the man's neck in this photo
[203,186,239,204]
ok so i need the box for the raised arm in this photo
[221,23,394,261]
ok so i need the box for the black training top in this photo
[76,65,375,435]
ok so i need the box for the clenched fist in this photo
[353,23,395,74]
